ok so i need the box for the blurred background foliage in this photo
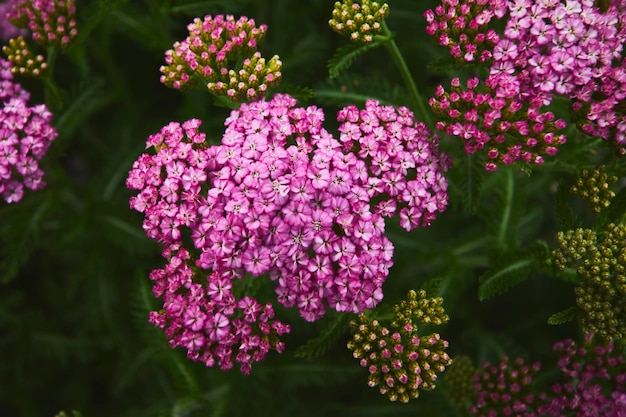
[0,0,614,416]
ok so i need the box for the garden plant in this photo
[1,0,625,416]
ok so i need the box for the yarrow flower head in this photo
[337,99,450,229]
[469,355,541,417]
[430,76,567,171]
[443,355,477,407]
[553,224,626,341]
[126,94,449,373]
[0,57,57,203]
[570,165,618,213]
[2,35,46,76]
[0,0,28,42]
[424,0,507,63]
[329,0,390,43]
[347,290,452,403]
[8,0,77,47]
[159,14,282,101]
[537,335,626,416]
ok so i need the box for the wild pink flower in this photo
[159,14,281,101]
[0,57,56,203]
[8,0,77,47]
[128,94,449,373]
[537,336,626,417]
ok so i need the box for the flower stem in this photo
[381,21,433,130]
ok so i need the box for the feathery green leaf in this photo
[478,242,548,301]
[294,313,350,359]
[328,41,384,79]
[547,306,578,325]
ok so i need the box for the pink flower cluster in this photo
[126,94,449,372]
[538,337,626,417]
[8,0,77,47]
[468,336,626,417]
[425,0,507,63]
[426,0,626,169]
[0,0,27,42]
[430,75,567,171]
[0,57,56,203]
[159,14,281,100]
[469,356,541,417]
[493,0,626,145]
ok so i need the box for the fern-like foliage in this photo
[547,306,578,325]
[315,73,406,108]
[478,241,550,301]
[271,84,315,101]
[294,312,350,359]
[449,153,485,214]
[0,194,50,283]
[328,40,385,79]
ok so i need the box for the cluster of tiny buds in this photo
[469,356,541,417]
[206,51,282,101]
[538,335,626,416]
[2,36,47,76]
[570,165,618,213]
[347,290,451,403]
[392,289,449,327]
[554,225,626,341]
[442,355,477,407]
[329,0,389,43]
[159,14,281,101]
[8,0,77,47]
[424,0,506,63]
[430,76,567,171]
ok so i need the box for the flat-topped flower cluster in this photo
[0,57,56,203]
[426,0,626,170]
[127,93,449,372]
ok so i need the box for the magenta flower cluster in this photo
[469,356,541,417]
[0,0,27,42]
[492,0,626,145]
[425,0,506,63]
[159,14,281,100]
[0,57,56,203]
[538,337,626,417]
[468,336,626,417]
[430,75,567,172]
[426,0,626,170]
[126,93,449,373]
[8,0,77,47]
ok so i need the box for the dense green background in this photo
[0,0,608,416]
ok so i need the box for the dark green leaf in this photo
[294,313,349,359]
[328,41,384,79]
[547,306,577,325]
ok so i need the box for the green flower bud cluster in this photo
[347,290,452,403]
[159,14,281,102]
[469,356,541,417]
[570,165,617,213]
[329,0,389,43]
[2,36,47,76]
[443,355,477,407]
[554,224,626,341]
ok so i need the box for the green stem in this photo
[497,168,514,250]
[41,47,63,111]
[381,21,433,130]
